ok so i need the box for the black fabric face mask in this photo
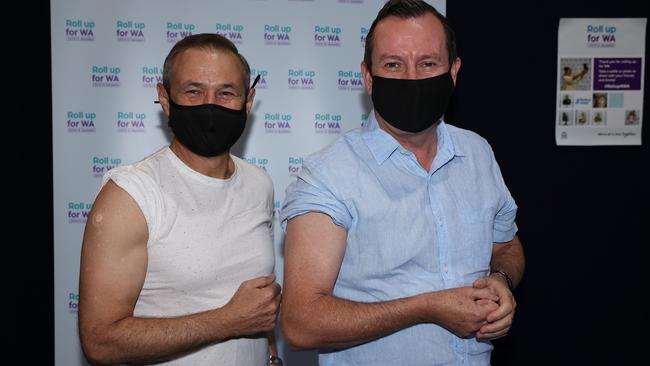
[167,99,247,158]
[371,72,454,133]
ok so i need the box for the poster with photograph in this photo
[556,18,646,145]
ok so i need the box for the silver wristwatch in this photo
[269,355,283,365]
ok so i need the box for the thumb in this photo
[245,274,276,289]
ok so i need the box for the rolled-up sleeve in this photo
[280,162,352,232]
[489,150,518,243]
[494,196,517,242]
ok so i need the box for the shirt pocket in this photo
[458,208,494,271]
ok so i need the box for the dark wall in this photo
[446,1,649,364]
[12,2,53,362]
[19,1,648,364]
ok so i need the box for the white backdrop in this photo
[51,0,445,364]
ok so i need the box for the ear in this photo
[450,57,461,85]
[245,87,256,114]
[361,61,373,96]
[156,83,171,117]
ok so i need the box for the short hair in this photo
[363,0,457,72]
[162,33,252,96]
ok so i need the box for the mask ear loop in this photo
[154,87,171,104]
[250,74,261,89]
[154,86,171,104]
[244,74,261,107]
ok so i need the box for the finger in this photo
[476,328,509,340]
[480,315,511,334]
[476,298,499,312]
[275,291,282,305]
[477,319,510,338]
[270,282,282,295]
[485,296,515,323]
[485,306,507,323]
[472,287,499,302]
[248,274,276,288]
[259,283,281,302]
[482,301,508,324]
[267,289,282,308]
[472,277,488,289]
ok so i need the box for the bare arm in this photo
[574,65,589,80]
[78,181,281,365]
[281,212,500,350]
[473,235,525,339]
[490,235,525,290]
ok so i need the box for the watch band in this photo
[269,355,283,365]
[492,269,514,291]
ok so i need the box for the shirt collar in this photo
[362,111,465,166]
[362,112,400,164]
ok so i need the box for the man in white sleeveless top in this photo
[78,33,283,366]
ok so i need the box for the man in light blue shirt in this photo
[280,1,525,365]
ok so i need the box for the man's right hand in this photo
[422,286,498,338]
[223,274,282,336]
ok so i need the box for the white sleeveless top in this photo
[101,146,275,366]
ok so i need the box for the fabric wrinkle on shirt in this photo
[281,111,518,366]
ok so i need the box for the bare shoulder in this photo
[83,180,148,254]
[79,179,150,353]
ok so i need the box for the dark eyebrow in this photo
[180,81,206,89]
[377,53,405,60]
[218,82,240,90]
[418,54,444,62]
[180,81,240,91]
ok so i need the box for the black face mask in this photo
[167,100,247,158]
[371,72,454,133]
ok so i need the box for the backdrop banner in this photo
[51,1,445,364]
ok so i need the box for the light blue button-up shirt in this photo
[281,112,518,366]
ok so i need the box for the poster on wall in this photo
[556,18,646,145]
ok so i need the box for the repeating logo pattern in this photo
[53,3,448,365]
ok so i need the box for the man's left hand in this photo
[471,275,516,339]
